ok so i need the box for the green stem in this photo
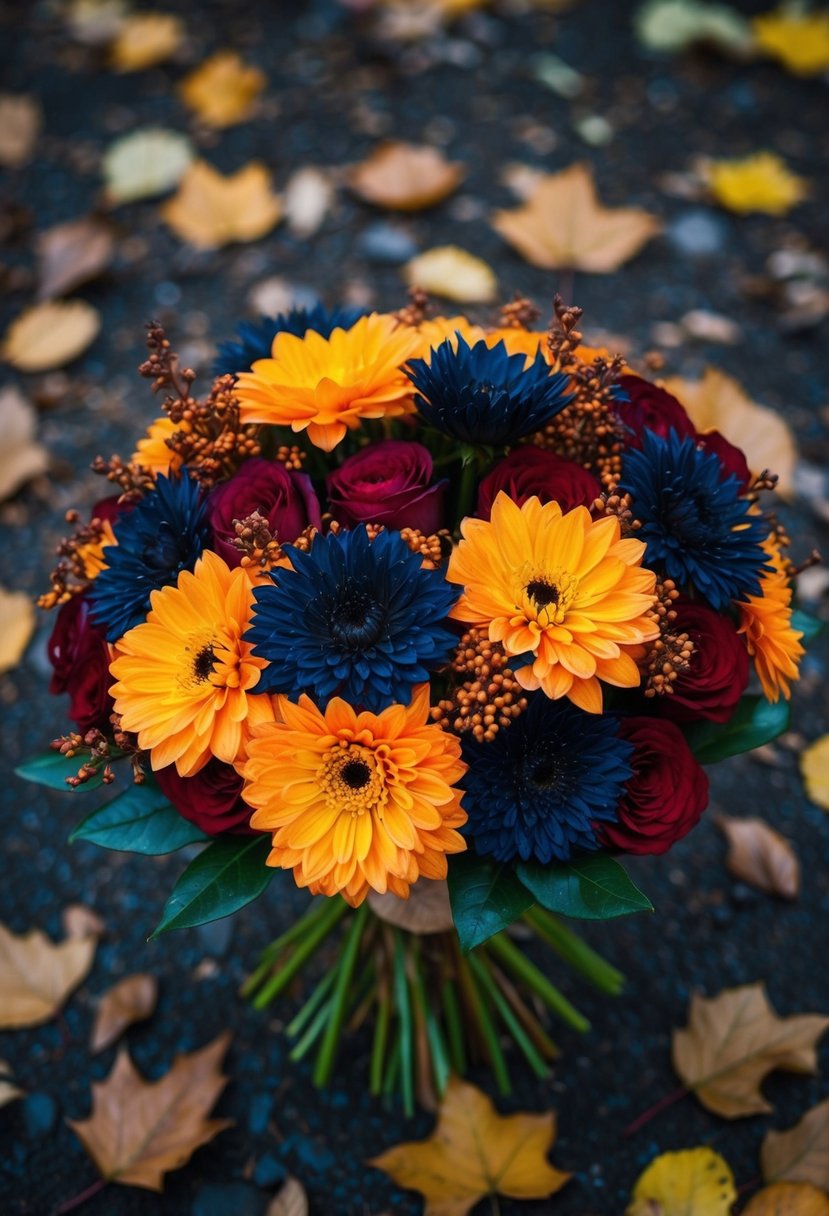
[456,452,478,522]
[393,931,415,1117]
[370,990,391,1098]
[382,1034,401,1100]
[410,949,451,1097]
[241,897,336,997]
[487,932,590,1034]
[251,898,349,1010]
[524,906,624,996]
[289,997,336,1062]
[441,977,467,1075]
[468,953,549,1080]
[313,902,369,1088]
[285,966,339,1039]
[457,949,511,1096]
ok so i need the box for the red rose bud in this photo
[208,458,322,566]
[695,429,752,490]
[660,597,749,724]
[476,446,601,520]
[599,718,708,855]
[326,439,447,534]
[154,757,254,835]
[47,592,114,733]
[616,375,696,447]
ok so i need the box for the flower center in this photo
[329,586,385,650]
[525,579,559,610]
[517,566,578,625]
[193,644,216,682]
[318,745,387,817]
[341,759,371,789]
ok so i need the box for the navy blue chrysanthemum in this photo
[460,696,633,864]
[619,428,770,611]
[89,474,209,642]
[405,335,571,446]
[213,304,366,377]
[246,525,459,712]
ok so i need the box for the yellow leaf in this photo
[161,160,281,250]
[0,587,35,674]
[753,10,829,76]
[347,142,465,211]
[179,51,266,127]
[801,737,829,812]
[404,246,497,303]
[103,128,194,205]
[661,368,796,498]
[626,1147,736,1215]
[744,1182,829,1215]
[0,94,40,169]
[707,152,808,216]
[110,12,183,72]
[2,299,100,371]
[0,386,49,501]
[715,815,800,899]
[90,974,159,1054]
[0,921,97,1029]
[492,162,660,273]
[369,1075,570,1215]
[761,1100,829,1188]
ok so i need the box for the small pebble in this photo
[248,1091,273,1136]
[195,916,234,958]
[252,1153,286,1188]
[359,223,418,265]
[192,1182,266,1216]
[667,210,727,258]
[23,1093,58,1139]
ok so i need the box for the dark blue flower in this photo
[405,335,571,446]
[460,696,632,864]
[619,428,770,610]
[247,526,459,712]
[89,474,209,642]
[213,304,366,377]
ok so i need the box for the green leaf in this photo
[70,781,208,854]
[447,852,533,953]
[683,694,791,764]
[791,608,823,643]
[15,751,110,792]
[518,855,652,921]
[153,835,273,935]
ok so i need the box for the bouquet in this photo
[24,292,813,1111]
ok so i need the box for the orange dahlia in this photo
[132,415,188,475]
[234,312,422,452]
[737,535,804,702]
[110,549,275,776]
[243,685,467,906]
[447,492,658,714]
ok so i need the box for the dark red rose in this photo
[598,718,708,855]
[616,375,696,447]
[91,495,125,526]
[476,446,601,519]
[208,459,322,566]
[659,597,749,724]
[326,440,447,533]
[47,592,113,733]
[154,758,253,835]
[696,429,752,490]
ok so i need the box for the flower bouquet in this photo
[24,292,814,1111]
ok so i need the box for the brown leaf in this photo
[716,815,800,899]
[672,983,829,1119]
[110,12,183,72]
[0,387,49,500]
[492,163,661,273]
[62,904,106,940]
[0,95,40,168]
[161,160,281,250]
[0,921,97,1029]
[2,299,101,371]
[36,216,114,300]
[348,142,465,211]
[368,878,454,934]
[744,1183,829,1215]
[91,974,158,1054]
[266,1177,309,1216]
[761,1101,829,1188]
[0,586,35,674]
[68,1032,233,1191]
[0,1059,24,1109]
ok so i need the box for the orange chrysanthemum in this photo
[737,535,804,702]
[243,685,467,906]
[234,312,422,452]
[77,517,117,580]
[132,415,188,475]
[447,493,658,714]
[110,550,275,776]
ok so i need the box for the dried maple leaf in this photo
[0,386,49,500]
[36,215,114,300]
[91,974,158,1053]
[626,1146,736,1216]
[761,1100,829,1189]
[369,1075,570,1215]
[161,160,281,250]
[492,163,661,273]
[706,152,808,216]
[753,10,829,77]
[404,246,497,303]
[672,983,829,1119]
[0,94,40,168]
[744,1182,829,1215]
[103,128,194,205]
[0,921,97,1029]
[69,1032,232,1191]
[0,586,35,674]
[110,12,183,72]
[716,815,800,899]
[266,1177,309,1216]
[2,299,100,371]
[348,142,465,211]
[801,737,829,812]
[179,51,266,128]
[368,877,454,934]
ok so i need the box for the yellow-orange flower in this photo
[110,550,275,776]
[234,313,421,452]
[447,493,658,714]
[243,685,467,906]
[737,535,804,702]
[77,517,117,580]
[132,415,189,475]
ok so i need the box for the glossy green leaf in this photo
[70,781,208,854]
[683,694,791,764]
[152,835,273,935]
[447,852,533,953]
[517,855,652,921]
[791,608,823,643]
[15,750,110,792]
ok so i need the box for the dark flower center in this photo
[329,589,385,649]
[529,758,565,789]
[526,580,559,609]
[341,760,371,790]
[193,645,216,682]
[142,521,187,572]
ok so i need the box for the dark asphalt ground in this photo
[1,0,828,1212]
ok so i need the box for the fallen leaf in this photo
[0,587,35,674]
[110,12,183,72]
[716,815,800,899]
[179,51,266,127]
[744,1182,829,1215]
[706,152,808,216]
[161,160,281,250]
[0,1059,24,1108]
[0,386,49,499]
[348,142,465,211]
[662,368,797,498]
[626,1147,736,1215]
[672,983,829,1118]
[2,300,100,372]
[368,878,454,934]
[62,904,106,939]
[753,9,829,76]
[404,246,497,303]
[801,737,829,812]
[0,95,40,168]
[0,921,97,1029]
[68,1032,232,1191]
[369,1075,570,1214]
[680,308,741,344]
[91,974,158,1053]
[103,128,195,205]
[283,167,335,238]
[492,163,661,273]
[36,216,114,300]
[635,0,755,54]
[266,1177,309,1216]
[762,1101,829,1188]
[66,0,129,44]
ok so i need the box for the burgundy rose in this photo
[91,495,125,527]
[47,592,113,733]
[208,459,322,566]
[326,440,447,534]
[659,597,749,724]
[476,446,601,519]
[696,429,752,490]
[598,718,708,855]
[154,757,253,835]
[616,375,696,447]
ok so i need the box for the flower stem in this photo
[486,932,590,1034]
[410,946,450,1097]
[469,953,549,1080]
[369,990,391,1097]
[289,997,336,1063]
[622,1086,687,1138]
[441,977,467,1075]
[456,450,479,523]
[286,966,339,1040]
[392,930,415,1117]
[523,907,625,996]
[457,948,511,1096]
[312,902,369,1087]
[241,897,333,998]
[251,897,348,1009]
